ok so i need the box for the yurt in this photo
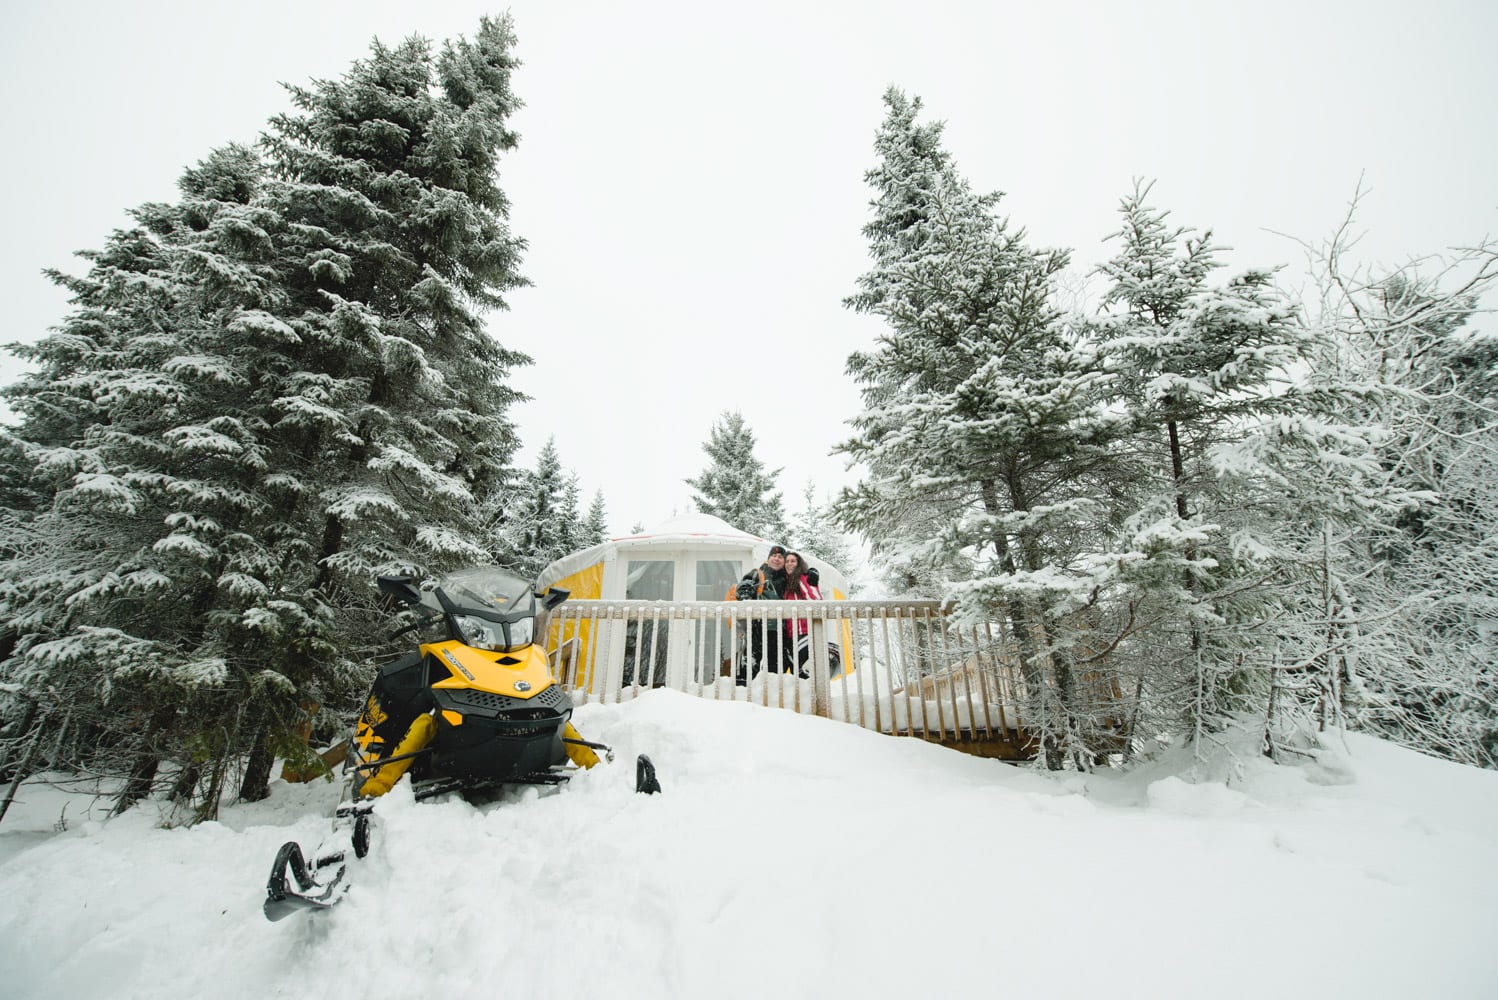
[536,513,853,695]
[538,512,851,603]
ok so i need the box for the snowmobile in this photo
[263,566,661,920]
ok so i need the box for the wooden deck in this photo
[544,599,1042,761]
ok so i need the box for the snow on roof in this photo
[610,512,772,547]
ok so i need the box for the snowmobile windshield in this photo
[427,566,538,652]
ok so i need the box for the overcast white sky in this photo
[3,1,1494,536]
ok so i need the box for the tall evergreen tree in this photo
[257,17,530,591]
[685,411,788,538]
[0,17,532,813]
[836,89,1127,762]
[1092,181,1323,742]
[0,148,294,813]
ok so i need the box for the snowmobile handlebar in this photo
[349,746,434,773]
[563,736,615,763]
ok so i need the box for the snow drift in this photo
[2,691,1497,999]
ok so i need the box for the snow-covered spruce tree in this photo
[225,17,532,799]
[0,147,299,815]
[584,490,609,547]
[686,411,789,539]
[557,474,584,558]
[0,18,533,813]
[788,482,855,588]
[493,437,588,577]
[1091,182,1331,749]
[835,90,1132,765]
[257,17,529,587]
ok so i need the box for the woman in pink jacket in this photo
[782,551,823,677]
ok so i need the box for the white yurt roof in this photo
[617,512,769,548]
[537,513,849,597]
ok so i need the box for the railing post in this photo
[810,617,831,718]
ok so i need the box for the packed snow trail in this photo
[3,690,1498,999]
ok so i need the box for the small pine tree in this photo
[789,482,854,578]
[584,490,609,546]
[494,438,595,576]
[685,411,788,539]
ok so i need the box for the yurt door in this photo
[609,549,752,690]
[690,555,749,683]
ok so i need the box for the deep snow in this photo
[2,691,1496,999]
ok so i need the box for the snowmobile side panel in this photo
[358,712,436,797]
[353,652,433,763]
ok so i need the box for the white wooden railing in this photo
[541,600,1029,746]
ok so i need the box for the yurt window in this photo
[695,560,741,601]
[625,560,674,601]
[623,559,673,688]
[695,559,742,682]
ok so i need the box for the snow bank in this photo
[2,692,1496,999]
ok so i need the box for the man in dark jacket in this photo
[735,545,788,682]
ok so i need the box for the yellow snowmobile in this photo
[263,566,660,920]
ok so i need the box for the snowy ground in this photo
[2,691,1496,999]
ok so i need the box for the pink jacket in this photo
[782,577,822,637]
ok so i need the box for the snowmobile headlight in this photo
[453,614,535,651]
[507,616,534,648]
[454,614,505,651]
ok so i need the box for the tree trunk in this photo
[0,698,39,783]
[1166,416,1208,694]
[997,474,1083,766]
[980,480,1043,681]
[1263,653,1283,761]
[113,706,176,816]
[1166,417,1190,522]
[170,761,203,803]
[193,704,247,824]
[0,712,46,826]
[46,711,72,771]
[238,723,275,803]
[314,513,346,592]
[314,415,373,593]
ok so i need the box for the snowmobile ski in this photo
[636,754,662,794]
[262,800,370,921]
[263,841,351,921]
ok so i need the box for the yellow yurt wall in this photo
[544,561,604,688]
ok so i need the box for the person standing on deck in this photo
[782,551,824,678]
[734,544,789,681]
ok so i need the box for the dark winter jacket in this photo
[735,563,787,602]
